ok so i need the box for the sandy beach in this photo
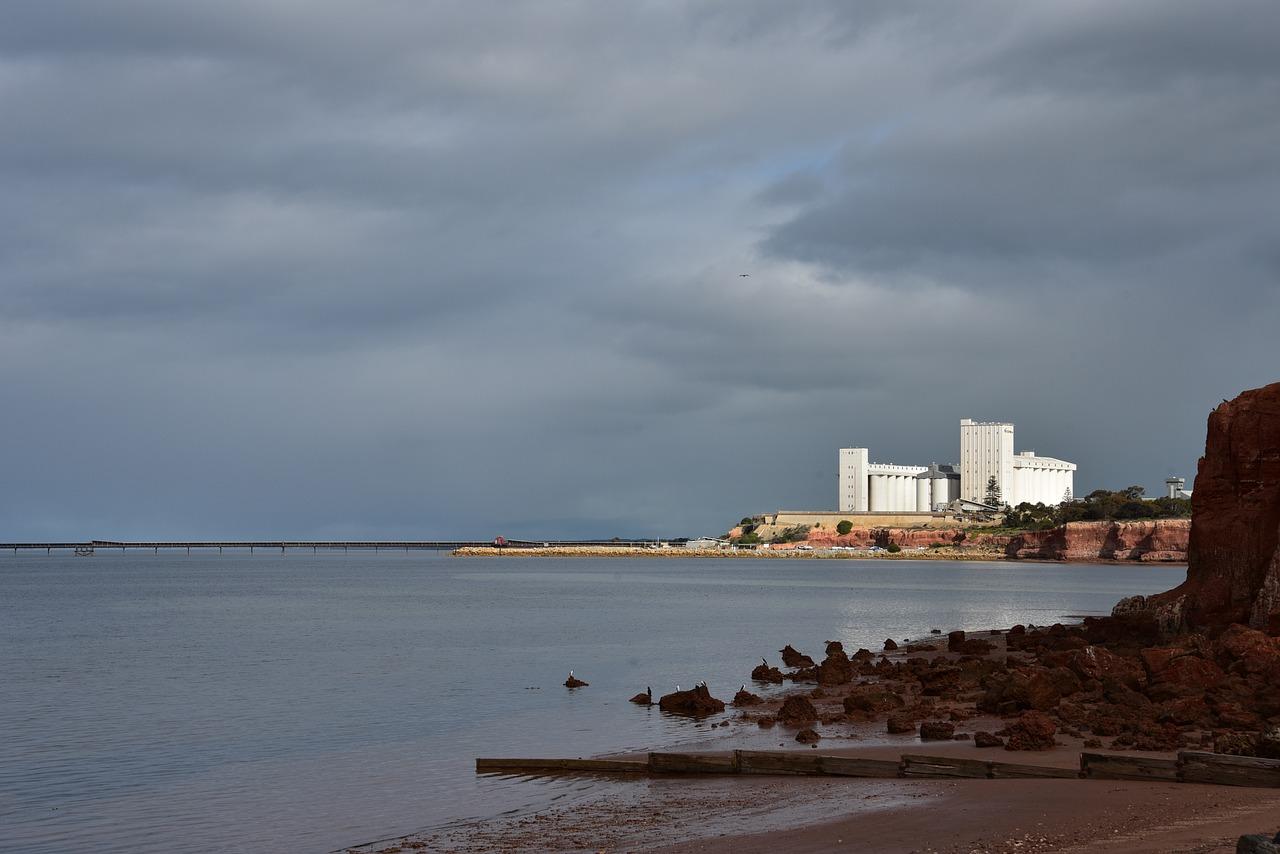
[352,747,1280,853]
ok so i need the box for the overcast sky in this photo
[2,1,1278,540]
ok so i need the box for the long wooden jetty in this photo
[476,749,1280,789]
[1,538,684,555]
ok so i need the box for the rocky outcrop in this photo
[780,645,815,668]
[751,662,784,683]
[974,731,1004,748]
[920,720,956,740]
[657,685,725,716]
[1002,710,1057,751]
[816,646,854,686]
[1126,382,1280,632]
[1006,520,1190,562]
[777,695,819,726]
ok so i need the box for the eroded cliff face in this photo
[1006,520,1189,562]
[1122,381,1280,633]
[799,520,1188,561]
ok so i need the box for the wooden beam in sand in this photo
[648,752,739,774]
[735,750,825,776]
[1178,752,1280,788]
[1080,752,1179,782]
[475,758,649,774]
[988,760,1081,780]
[900,754,991,779]
[818,756,905,778]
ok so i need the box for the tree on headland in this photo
[984,475,1002,507]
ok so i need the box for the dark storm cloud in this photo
[1,1,1277,539]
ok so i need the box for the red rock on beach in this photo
[920,720,956,741]
[886,714,915,734]
[974,731,1004,748]
[777,695,818,726]
[1003,710,1057,751]
[657,685,725,716]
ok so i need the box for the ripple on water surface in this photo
[0,552,1181,853]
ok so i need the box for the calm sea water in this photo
[0,552,1182,853]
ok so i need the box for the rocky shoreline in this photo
[384,382,1280,853]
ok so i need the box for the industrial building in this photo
[839,419,1076,513]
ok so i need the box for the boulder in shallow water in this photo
[733,688,763,706]
[795,728,821,745]
[751,663,784,683]
[565,675,588,688]
[629,691,652,705]
[780,644,816,668]
[657,684,726,716]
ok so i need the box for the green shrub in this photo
[836,520,853,535]
[886,543,901,553]
[771,525,811,544]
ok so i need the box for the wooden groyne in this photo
[476,750,1280,788]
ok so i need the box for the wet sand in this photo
[350,768,1280,853]
[349,734,1280,853]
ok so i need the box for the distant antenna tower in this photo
[1165,477,1186,499]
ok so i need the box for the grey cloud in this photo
[1,1,1277,540]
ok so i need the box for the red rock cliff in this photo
[1006,520,1189,562]
[1124,381,1280,633]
